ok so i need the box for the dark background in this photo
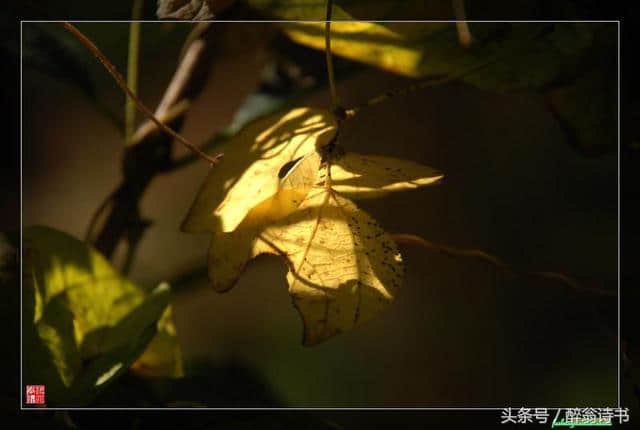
[20,20,617,406]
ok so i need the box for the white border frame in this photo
[19,19,621,411]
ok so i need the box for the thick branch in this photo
[87,24,218,260]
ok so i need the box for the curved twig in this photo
[345,23,554,119]
[345,60,493,118]
[391,233,615,297]
[84,187,117,242]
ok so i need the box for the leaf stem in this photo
[391,233,615,297]
[325,0,339,113]
[60,22,222,165]
[125,0,144,144]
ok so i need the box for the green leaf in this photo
[21,226,175,406]
[131,305,185,379]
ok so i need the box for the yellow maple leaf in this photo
[204,146,441,292]
[206,153,321,292]
[184,107,444,345]
[253,183,403,346]
[204,152,443,344]
[181,107,337,234]
[323,151,444,198]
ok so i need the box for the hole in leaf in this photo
[278,156,304,179]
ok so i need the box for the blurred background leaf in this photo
[242,1,617,155]
[19,226,180,406]
[131,305,184,379]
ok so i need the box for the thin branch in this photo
[85,187,117,242]
[163,131,230,172]
[391,233,615,297]
[125,0,144,144]
[325,0,339,113]
[345,23,555,119]
[345,59,494,118]
[60,22,222,165]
